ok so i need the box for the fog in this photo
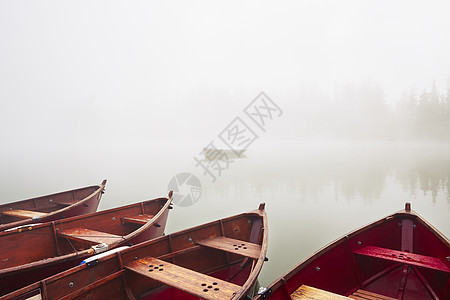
[1,0,450,288]
[1,1,449,199]
[1,0,449,147]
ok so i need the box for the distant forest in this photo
[393,81,450,141]
[292,79,450,141]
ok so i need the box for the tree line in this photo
[291,79,450,141]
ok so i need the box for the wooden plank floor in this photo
[57,228,123,244]
[196,236,261,259]
[291,285,351,300]
[349,289,397,300]
[125,257,241,300]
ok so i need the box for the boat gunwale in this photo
[2,204,268,300]
[0,195,172,278]
[108,194,172,249]
[120,203,268,254]
[232,203,268,299]
[0,180,107,231]
[122,203,268,300]
[254,204,449,299]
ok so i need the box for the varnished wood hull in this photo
[0,180,107,231]
[3,204,268,300]
[0,195,172,297]
[255,203,449,300]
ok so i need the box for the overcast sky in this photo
[1,0,449,148]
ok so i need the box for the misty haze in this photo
[0,0,449,290]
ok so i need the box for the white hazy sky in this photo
[1,0,449,147]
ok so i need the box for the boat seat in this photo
[121,214,154,225]
[1,209,47,219]
[291,285,351,299]
[125,256,241,300]
[348,289,396,300]
[57,228,124,244]
[196,236,261,259]
[353,246,450,273]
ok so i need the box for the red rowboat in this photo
[0,193,172,297]
[0,180,107,231]
[3,203,268,300]
[255,203,449,300]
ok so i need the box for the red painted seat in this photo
[353,246,449,273]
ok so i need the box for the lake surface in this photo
[1,140,448,287]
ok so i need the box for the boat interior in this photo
[265,205,449,300]
[0,186,100,225]
[5,208,267,300]
[0,198,168,270]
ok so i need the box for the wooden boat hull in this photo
[0,194,172,297]
[3,203,268,300]
[0,180,107,231]
[255,203,449,300]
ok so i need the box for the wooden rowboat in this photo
[3,203,268,300]
[0,194,173,297]
[203,148,247,160]
[255,203,449,300]
[0,180,107,231]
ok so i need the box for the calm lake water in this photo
[1,140,449,287]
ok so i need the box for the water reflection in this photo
[0,141,448,288]
[197,141,450,286]
[395,146,450,204]
[206,142,449,204]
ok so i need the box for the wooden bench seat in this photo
[353,246,450,273]
[196,236,261,259]
[121,214,154,225]
[349,289,396,300]
[125,257,241,300]
[2,209,48,219]
[57,228,124,244]
[291,285,351,299]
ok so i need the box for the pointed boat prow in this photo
[405,202,411,212]
[3,204,268,300]
[0,181,108,231]
[255,203,449,300]
[259,202,266,211]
